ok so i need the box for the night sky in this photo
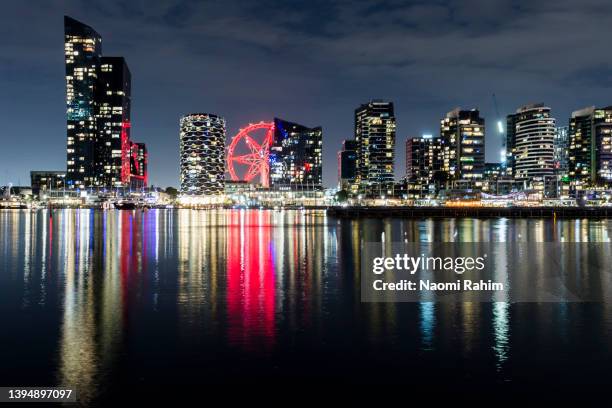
[2,0,612,188]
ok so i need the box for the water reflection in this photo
[225,210,276,350]
[0,210,611,404]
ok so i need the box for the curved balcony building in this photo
[507,104,555,181]
[179,113,226,195]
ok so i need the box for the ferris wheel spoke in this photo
[244,136,262,154]
[264,129,273,147]
[244,162,264,181]
[231,154,259,165]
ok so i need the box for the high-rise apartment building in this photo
[405,136,442,198]
[506,104,555,181]
[269,118,322,190]
[179,113,226,195]
[405,136,442,182]
[338,139,357,193]
[554,126,569,176]
[95,57,132,187]
[354,101,396,195]
[64,16,146,190]
[505,114,517,177]
[569,106,612,186]
[64,16,102,188]
[440,108,485,183]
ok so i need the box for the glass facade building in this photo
[554,126,569,176]
[64,16,102,189]
[270,118,323,191]
[179,113,226,195]
[338,139,357,192]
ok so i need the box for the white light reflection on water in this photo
[0,210,611,404]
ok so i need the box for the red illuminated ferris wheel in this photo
[227,122,274,188]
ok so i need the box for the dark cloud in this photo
[1,0,612,187]
[565,64,612,88]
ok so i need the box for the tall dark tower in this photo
[354,100,396,196]
[64,16,102,189]
[95,57,132,187]
[338,139,358,193]
[64,16,146,190]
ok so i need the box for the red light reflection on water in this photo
[120,211,144,321]
[226,210,276,351]
[120,211,132,321]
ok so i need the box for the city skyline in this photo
[3,1,612,188]
[3,3,612,405]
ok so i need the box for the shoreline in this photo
[2,205,612,218]
[326,206,612,218]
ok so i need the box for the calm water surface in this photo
[1,209,612,404]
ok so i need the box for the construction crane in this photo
[1,183,12,199]
[492,93,506,163]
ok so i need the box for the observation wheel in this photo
[227,122,274,188]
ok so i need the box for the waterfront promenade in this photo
[327,206,612,218]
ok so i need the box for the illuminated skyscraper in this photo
[179,113,226,195]
[64,16,146,189]
[64,16,102,189]
[506,104,555,181]
[269,118,322,190]
[95,57,131,187]
[569,106,612,186]
[355,100,396,195]
[440,108,485,184]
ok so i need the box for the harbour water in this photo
[1,209,612,404]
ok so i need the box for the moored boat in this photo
[114,201,137,210]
